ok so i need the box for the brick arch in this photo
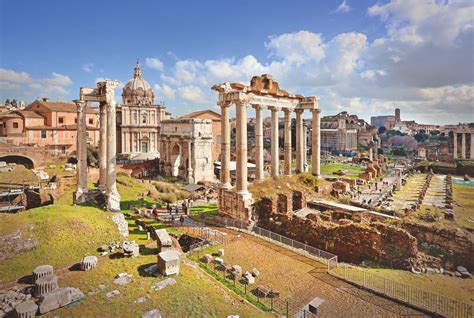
[0,155,36,169]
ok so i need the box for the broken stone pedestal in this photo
[157,250,180,276]
[37,287,84,315]
[14,300,37,318]
[35,275,59,297]
[32,265,53,283]
[80,256,98,271]
[244,272,255,284]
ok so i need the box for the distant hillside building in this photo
[371,108,401,130]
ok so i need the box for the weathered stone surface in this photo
[201,254,213,264]
[106,290,120,298]
[250,268,260,277]
[151,278,176,291]
[122,241,139,257]
[14,299,37,318]
[33,265,54,282]
[0,288,31,317]
[0,228,37,262]
[217,248,224,257]
[113,273,133,285]
[37,287,84,315]
[80,256,98,271]
[244,272,255,284]
[35,275,59,297]
[214,257,224,264]
[142,309,162,318]
[112,213,129,238]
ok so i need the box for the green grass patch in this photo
[453,183,474,230]
[320,163,365,180]
[189,204,218,216]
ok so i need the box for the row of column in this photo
[220,102,320,194]
[75,100,120,211]
[453,132,474,159]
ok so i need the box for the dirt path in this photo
[214,228,428,318]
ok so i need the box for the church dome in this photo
[122,61,154,106]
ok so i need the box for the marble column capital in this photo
[252,104,263,111]
[74,100,86,113]
[294,108,304,115]
[218,101,231,109]
[268,106,281,112]
[311,108,321,114]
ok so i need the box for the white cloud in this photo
[265,31,325,63]
[82,63,93,73]
[0,68,73,101]
[154,84,175,100]
[145,57,164,71]
[336,0,351,13]
[177,85,208,104]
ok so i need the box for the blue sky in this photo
[1,0,473,124]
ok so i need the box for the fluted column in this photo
[74,100,88,203]
[220,103,231,189]
[461,133,466,159]
[311,109,321,176]
[453,132,458,159]
[471,133,474,159]
[99,103,107,193]
[253,104,264,181]
[187,141,194,184]
[236,101,248,193]
[295,109,304,173]
[270,107,280,177]
[106,100,121,211]
[284,109,292,175]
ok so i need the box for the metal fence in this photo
[330,264,473,318]
[192,250,316,318]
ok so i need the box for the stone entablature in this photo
[444,124,474,160]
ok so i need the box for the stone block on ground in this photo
[142,309,162,318]
[151,278,176,291]
[80,256,98,271]
[14,300,37,318]
[214,257,223,265]
[113,273,133,285]
[250,268,260,277]
[38,290,61,314]
[32,265,54,282]
[105,290,120,298]
[244,272,255,284]
[35,275,59,297]
[123,241,140,257]
[217,248,224,256]
[201,254,213,264]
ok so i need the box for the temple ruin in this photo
[212,75,321,223]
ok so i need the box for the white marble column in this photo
[270,107,280,177]
[461,133,466,159]
[74,100,88,203]
[303,125,308,172]
[220,103,231,189]
[98,103,107,193]
[453,132,458,159]
[284,109,292,175]
[187,140,194,184]
[471,133,474,159]
[295,109,304,173]
[311,109,321,176]
[236,101,248,193]
[106,100,121,211]
[253,104,264,181]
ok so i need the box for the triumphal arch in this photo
[74,80,121,211]
[212,75,321,223]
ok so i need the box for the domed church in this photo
[117,61,168,156]
[116,62,214,183]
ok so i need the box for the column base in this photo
[73,189,88,204]
[187,169,194,184]
[220,182,232,190]
[106,189,121,212]
[218,188,253,223]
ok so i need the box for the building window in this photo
[41,130,47,138]
[2,122,6,128]
[13,122,19,128]
[61,146,66,154]
[58,117,64,124]
[142,114,147,124]
[89,118,94,125]
[74,118,77,124]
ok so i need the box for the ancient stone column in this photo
[253,105,264,181]
[187,141,194,184]
[471,133,474,159]
[303,124,308,172]
[453,132,458,159]
[369,147,373,161]
[461,132,466,159]
[311,109,321,177]
[270,107,280,177]
[295,109,304,173]
[283,109,292,175]
[106,100,121,211]
[74,100,88,203]
[220,103,231,189]
[236,101,248,193]
[99,103,108,193]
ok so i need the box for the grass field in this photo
[320,163,365,180]
[453,183,474,230]
[0,164,38,189]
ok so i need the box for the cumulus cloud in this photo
[335,0,351,13]
[177,85,208,104]
[0,68,73,101]
[154,83,175,100]
[145,57,164,71]
[82,63,93,73]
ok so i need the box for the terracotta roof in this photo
[179,109,221,120]
[0,113,21,118]
[16,110,44,119]
[27,100,98,114]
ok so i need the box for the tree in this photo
[5,99,10,105]
[414,132,428,143]
[11,99,17,107]
[378,126,387,134]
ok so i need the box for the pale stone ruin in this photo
[0,265,84,316]
[212,75,321,223]
[445,124,474,159]
[73,80,121,211]
[155,229,181,276]
[80,256,98,271]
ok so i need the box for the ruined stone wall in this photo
[402,221,474,271]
